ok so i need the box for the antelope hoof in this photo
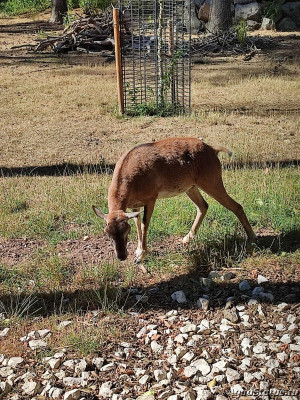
[134,249,147,264]
[182,233,193,245]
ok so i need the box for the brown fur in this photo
[93,137,255,262]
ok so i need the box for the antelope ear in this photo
[92,206,107,221]
[125,211,141,219]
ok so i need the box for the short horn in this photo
[92,206,107,221]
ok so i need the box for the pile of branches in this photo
[191,30,277,58]
[35,9,114,54]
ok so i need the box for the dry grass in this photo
[0,12,299,168]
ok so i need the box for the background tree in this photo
[49,0,68,24]
[208,0,232,34]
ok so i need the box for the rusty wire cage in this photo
[118,0,191,116]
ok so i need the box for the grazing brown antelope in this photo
[93,137,256,262]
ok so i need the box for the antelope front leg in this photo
[134,201,155,263]
[133,209,143,262]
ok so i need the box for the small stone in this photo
[257,275,268,284]
[277,352,288,362]
[191,358,210,376]
[182,351,195,362]
[0,328,9,337]
[180,323,197,333]
[216,396,227,400]
[280,334,292,344]
[75,359,87,373]
[248,298,258,306]
[276,323,285,331]
[135,294,148,303]
[22,381,41,396]
[226,368,241,383]
[290,344,300,351]
[92,357,104,369]
[252,286,264,297]
[63,377,82,387]
[222,272,236,281]
[266,358,279,370]
[197,297,209,311]
[174,333,188,344]
[259,292,274,302]
[224,308,239,323]
[99,382,113,398]
[201,278,213,288]
[58,320,72,329]
[38,329,51,338]
[64,389,81,400]
[100,362,115,372]
[182,390,197,400]
[154,369,167,382]
[277,302,289,311]
[139,374,150,385]
[244,371,254,383]
[8,357,24,368]
[0,381,12,395]
[197,319,210,334]
[208,271,219,280]
[171,291,187,304]
[28,339,47,350]
[0,367,14,378]
[239,280,250,291]
[48,358,61,369]
[151,341,163,353]
[183,366,197,378]
[253,342,266,354]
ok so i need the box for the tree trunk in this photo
[208,0,232,34]
[49,0,68,24]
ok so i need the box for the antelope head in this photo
[92,206,140,261]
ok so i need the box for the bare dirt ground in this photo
[0,12,299,169]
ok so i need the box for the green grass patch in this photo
[0,0,50,15]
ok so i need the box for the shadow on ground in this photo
[0,229,299,318]
[0,159,298,177]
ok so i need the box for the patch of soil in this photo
[0,238,44,266]
[57,235,183,266]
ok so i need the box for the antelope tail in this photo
[211,145,233,158]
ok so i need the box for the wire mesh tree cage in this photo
[117,0,191,116]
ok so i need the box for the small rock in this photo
[277,302,289,311]
[239,280,250,291]
[0,367,13,378]
[266,358,279,371]
[0,381,12,395]
[224,308,239,323]
[252,286,264,297]
[244,371,254,383]
[183,366,197,378]
[63,377,82,386]
[28,339,47,350]
[182,351,195,362]
[180,324,197,333]
[22,381,41,396]
[48,358,61,369]
[222,272,236,281]
[280,334,292,344]
[226,368,241,383]
[99,382,113,398]
[8,357,24,368]
[64,389,81,400]
[277,352,288,362]
[248,298,258,306]
[253,342,266,354]
[261,17,274,30]
[191,358,210,376]
[154,369,167,382]
[151,341,163,353]
[58,320,72,329]
[259,292,274,302]
[139,374,150,385]
[208,271,219,280]
[197,319,210,334]
[257,274,268,284]
[38,329,51,338]
[92,357,104,369]
[100,362,115,372]
[175,333,188,344]
[171,291,187,304]
[276,323,285,331]
[0,328,9,337]
[197,297,209,311]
